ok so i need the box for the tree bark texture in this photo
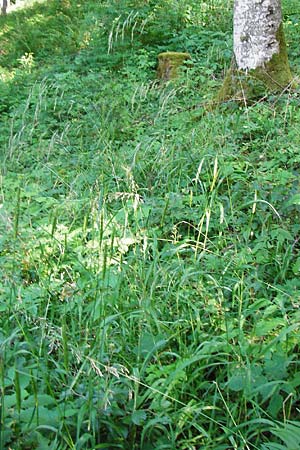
[218,0,293,102]
[1,0,10,15]
[234,0,282,70]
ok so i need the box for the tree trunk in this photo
[1,0,10,15]
[218,0,293,102]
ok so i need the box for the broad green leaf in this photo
[268,393,283,417]
[22,394,56,408]
[227,374,246,392]
[287,194,300,206]
[131,409,147,425]
[19,406,60,427]
[292,258,300,274]
[255,318,285,337]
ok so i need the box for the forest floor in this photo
[1,1,300,449]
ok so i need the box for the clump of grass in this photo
[1,0,300,449]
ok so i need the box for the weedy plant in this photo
[1,0,300,449]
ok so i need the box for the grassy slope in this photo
[1,0,300,449]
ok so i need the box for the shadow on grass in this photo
[0,0,85,70]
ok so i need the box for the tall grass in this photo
[1,0,300,448]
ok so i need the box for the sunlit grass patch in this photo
[1,0,300,449]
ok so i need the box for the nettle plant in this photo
[1,0,300,449]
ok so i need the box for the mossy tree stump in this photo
[217,0,294,103]
[157,52,191,81]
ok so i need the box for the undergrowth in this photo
[1,0,300,449]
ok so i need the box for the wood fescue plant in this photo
[1,0,300,449]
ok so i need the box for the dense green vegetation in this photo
[1,0,300,448]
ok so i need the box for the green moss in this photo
[254,24,293,90]
[216,68,267,104]
[216,23,295,104]
[157,51,191,81]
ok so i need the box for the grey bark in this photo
[234,0,282,70]
[217,0,292,103]
[1,0,10,14]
